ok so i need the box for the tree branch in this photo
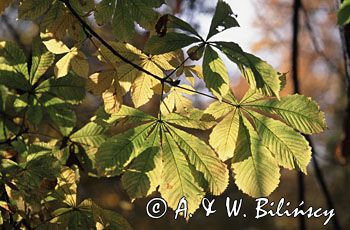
[292,1,341,229]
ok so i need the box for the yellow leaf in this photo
[55,52,74,78]
[54,47,89,78]
[97,42,145,63]
[152,52,177,71]
[184,69,195,86]
[189,65,203,78]
[42,35,70,54]
[131,73,156,108]
[161,86,193,115]
[102,81,126,114]
[87,71,116,95]
[71,49,89,78]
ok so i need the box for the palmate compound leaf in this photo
[203,45,230,100]
[0,39,84,131]
[95,41,177,109]
[232,115,280,197]
[242,94,327,134]
[39,167,131,229]
[42,35,89,78]
[95,108,229,212]
[205,89,325,196]
[215,41,282,98]
[3,145,60,193]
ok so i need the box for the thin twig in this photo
[59,0,240,110]
[300,3,340,74]
[60,0,168,84]
[163,43,204,81]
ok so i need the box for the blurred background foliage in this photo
[1,0,349,229]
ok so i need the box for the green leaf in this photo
[41,167,131,229]
[159,127,204,214]
[18,0,52,20]
[90,200,132,229]
[96,122,157,176]
[215,42,281,98]
[232,116,280,197]
[94,0,113,25]
[43,96,76,136]
[338,0,350,25]
[155,14,201,38]
[30,38,55,85]
[0,41,28,78]
[0,68,30,90]
[14,147,60,191]
[207,0,239,40]
[36,73,86,104]
[166,124,229,195]
[70,122,106,147]
[160,85,193,115]
[27,99,43,126]
[163,110,215,130]
[122,139,162,200]
[145,32,201,54]
[203,45,230,100]
[204,98,235,119]
[248,111,312,174]
[187,44,205,61]
[106,105,157,125]
[94,0,164,41]
[41,199,131,229]
[209,109,240,161]
[243,94,327,134]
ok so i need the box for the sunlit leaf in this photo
[232,116,280,197]
[243,94,327,134]
[203,45,230,100]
